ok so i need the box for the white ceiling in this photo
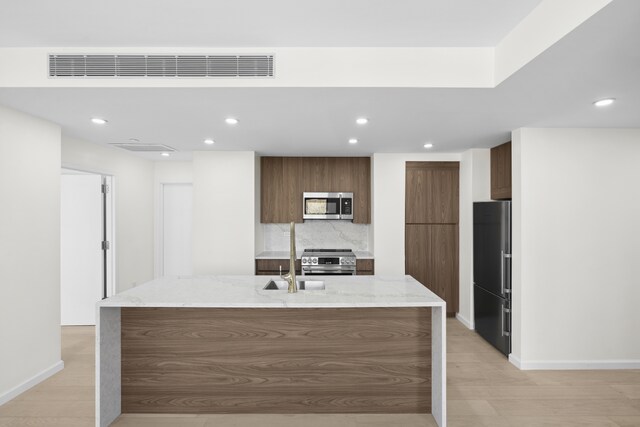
[0,0,541,48]
[0,0,639,159]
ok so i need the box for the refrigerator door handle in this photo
[501,305,511,337]
[502,251,512,295]
[500,250,505,295]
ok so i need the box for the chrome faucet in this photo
[280,221,297,293]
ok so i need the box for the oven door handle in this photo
[302,266,356,274]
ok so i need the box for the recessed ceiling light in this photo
[161,152,170,157]
[356,117,368,125]
[128,138,140,143]
[593,98,615,107]
[204,139,215,145]
[424,143,433,149]
[225,117,239,125]
[91,117,107,125]
[349,138,358,144]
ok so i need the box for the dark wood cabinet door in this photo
[406,162,459,224]
[302,157,330,192]
[255,259,301,275]
[329,157,353,191]
[352,157,371,224]
[491,141,512,200]
[261,157,285,223]
[405,224,458,315]
[356,259,374,275]
[260,157,303,223]
[282,157,303,223]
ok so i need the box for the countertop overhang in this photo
[98,275,444,309]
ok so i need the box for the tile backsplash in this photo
[263,221,369,252]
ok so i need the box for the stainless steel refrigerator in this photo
[473,201,511,355]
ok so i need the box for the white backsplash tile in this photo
[263,221,369,251]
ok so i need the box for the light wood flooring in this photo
[0,319,638,426]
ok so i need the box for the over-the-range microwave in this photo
[303,192,353,220]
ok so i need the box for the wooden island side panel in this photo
[121,307,431,414]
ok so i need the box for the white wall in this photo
[154,161,193,184]
[193,152,256,274]
[372,153,462,276]
[62,137,154,292]
[458,149,491,329]
[0,105,62,403]
[511,128,640,369]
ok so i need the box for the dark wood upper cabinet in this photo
[405,162,459,224]
[261,157,302,223]
[491,141,512,200]
[261,157,371,224]
[301,157,330,192]
[349,157,371,224]
[282,157,304,223]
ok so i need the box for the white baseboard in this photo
[509,354,640,370]
[0,360,64,406]
[509,354,523,369]
[455,312,474,330]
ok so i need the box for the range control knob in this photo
[312,257,318,264]
[302,257,308,264]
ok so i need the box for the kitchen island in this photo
[96,275,446,427]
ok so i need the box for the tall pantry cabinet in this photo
[405,162,459,316]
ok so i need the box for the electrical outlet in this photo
[283,231,290,237]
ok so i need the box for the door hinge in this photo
[101,183,109,194]
[101,241,110,250]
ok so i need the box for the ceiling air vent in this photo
[109,143,177,152]
[49,54,274,78]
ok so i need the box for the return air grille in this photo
[109,143,177,152]
[48,54,274,78]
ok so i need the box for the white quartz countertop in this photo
[256,251,374,259]
[98,275,444,309]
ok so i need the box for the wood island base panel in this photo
[121,307,431,414]
[96,275,446,427]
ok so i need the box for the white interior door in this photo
[61,174,103,325]
[162,184,193,276]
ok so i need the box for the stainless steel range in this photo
[301,249,356,275]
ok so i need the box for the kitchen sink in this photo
[263,279,325,291]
